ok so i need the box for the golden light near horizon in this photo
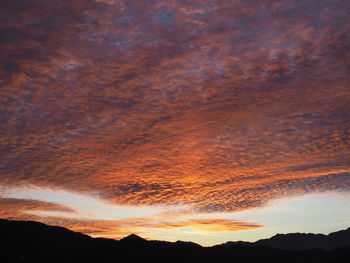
[1,186,350,245]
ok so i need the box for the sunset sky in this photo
[0,0,349,246]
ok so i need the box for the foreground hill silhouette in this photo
[220,227,350,250]
[0,219,349,263]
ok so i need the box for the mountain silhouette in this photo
[120,233,146,242]
[254,229,350,250]
[0,219,349,263]
[218,228,350,250]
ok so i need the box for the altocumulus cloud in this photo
[0,0,349,234]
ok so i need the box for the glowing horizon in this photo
[1,186,349,245]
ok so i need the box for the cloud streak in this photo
[0,197,76,220]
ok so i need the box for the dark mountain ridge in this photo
[219,227,350,250]
[0,219,349,263]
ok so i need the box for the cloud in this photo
[0,197,76,220]
[148,219,263,233]
[0,0,349,221]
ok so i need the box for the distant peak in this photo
[174,240,202,248]
[121,234,145,241]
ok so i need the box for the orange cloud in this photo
[148,219,263,233]
[55,217,262,237]
[0,197,76,220]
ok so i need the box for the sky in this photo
[0,0,349,246]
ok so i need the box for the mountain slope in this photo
[0,219,349,263]
[233,228,350,250]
